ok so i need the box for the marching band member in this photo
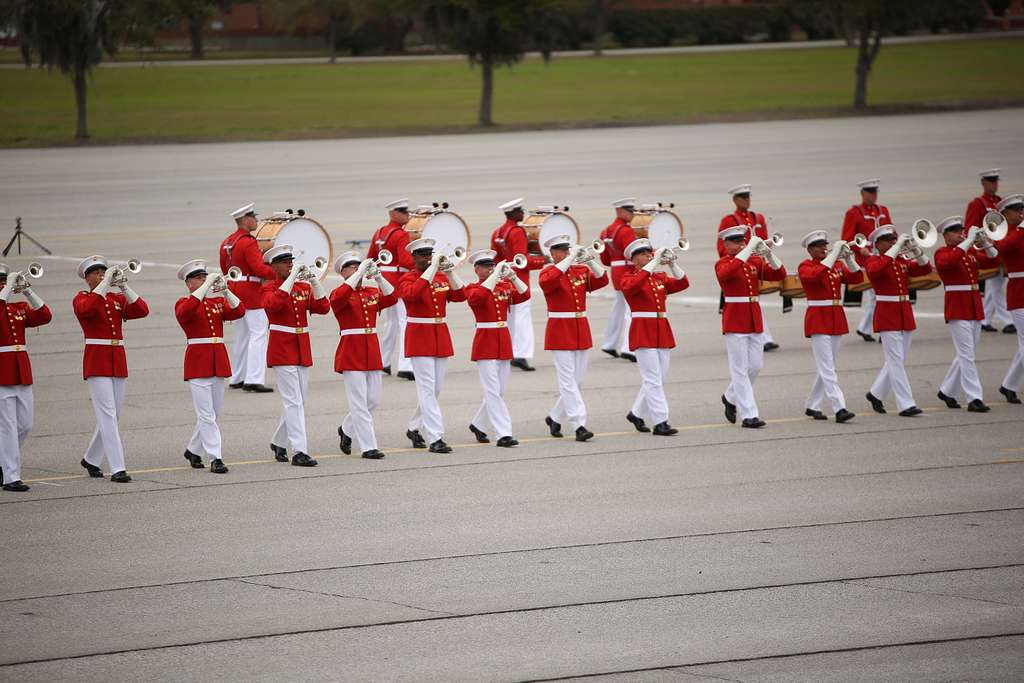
[717,184,779,351]
[965,170,1012,333]
[842,179,894,342]
[175,260,245,474]
[995,194,1024,404]
[0,264,51,492]
[619,239,689,436]
[863,226,931,417]
[220,203,275,393]
[464,249,530,447]
[934,217,998,412]
[491,198,545,371]
[716,227,786,428]
[396,238,468,454]
[261,245,330,467]
[797,231,863,423]
[330,251,397,460]
[540,234,608,441]
[74,255,150,482]
[369,199,416,380]
[598,198,639,362]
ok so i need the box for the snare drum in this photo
[632,209,684,250]
[521,210,580,256]
[780,275,805,299]
[847,278,873,293]
[909,271,942,291]
[406,208,471,257]
[758,280,783,295]
[255,213,333,280]
[978,267,1002,281]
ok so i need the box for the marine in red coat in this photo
[994,194,1024,404]
[491,198,547,370]
[841,180,894,266]
[370,199,416,378]
[598,198,639,359]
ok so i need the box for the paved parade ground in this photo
[0,109,1022,680]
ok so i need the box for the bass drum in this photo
[406,210,471,257]
[909,271,942,291]
[254,214,333,280]
[641,210,685,250]
[780,275,805,299]
[521,212,580,256]
[978,266,1002,281]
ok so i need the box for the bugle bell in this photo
[27,262,43,278]
[676,237,690,251]
[850,233,869,250]
[911,219,938,249]
[766,232,784,248]
[511,253,528,269]
[983,210,1008,243]
[374,249,393,266]
[110,258,142,285]
[225,266,243,282]
[590,239,606,254]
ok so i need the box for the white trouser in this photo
[186,377,225,459]
[724,333,764,421]
[272,365,310,454]
[870,330,916,411]
[1001,308,1024,391]
[342,370,382,453]
[983,274,1010,327]
[806,335,846,413]
[0,385,32,483]
[507,298,534,360]
[230,308,269,385]
[550,349,589,430]
[601,290,632,354]
[471,359,513,438]
[856,289,876,335]
[83,376,127,473]
[409,356,448,443]
[939,320,984,402]
[378,299,412,373]
[761,318,775,345]
[631,348,671,426]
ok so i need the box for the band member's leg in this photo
[983,274,1008,327]
[826,336,846,413]
[343,370,378,453]
[870,331,895,403]
[761,318,775,345]
[187,377,222,460]
[409,356,445,443]
[510,298,535,360]
[15,385,32,452]
[274,366,309,454]
[396,301,412,374]
[1001,309,1024,391]
[810,334,845,413]
[478,359,512,438]
[0,391,20,483]
[806,335,828,412]
[601,292,627,353]
[857,290,876,336]
[724,334,758,421]
[618,307,632,356]
[378,306,397,368]
[878,331,915,411]
[229,313,251,385]
[634,348,669,425]
[245,309,270,386]
[84,377,127,473]
[550,350,586,430]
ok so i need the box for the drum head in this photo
[421,212,470,257]
[646,211,684,250]
[538,213,580,255]
[274,218,333,278]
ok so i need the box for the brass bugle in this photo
[850,233,869,249]
[27,262,43,278]
[375,249,393,266]
[225,266,243,282]
[591,239,606,254]
[911,218,938,249]
[677,237,690,251]
[983,209,1008,242]
[511,253,528,269]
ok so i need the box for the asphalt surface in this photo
[0,109,1022,681]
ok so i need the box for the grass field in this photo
[1,37,1021,147]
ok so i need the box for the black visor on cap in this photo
[983,175,999,181]
[341,259,361,269]
[84,264,107,276]
[186,269,208,278]
[808,239,828,247]
[271,253,294,264]
[724,235,746,242]
[550,242,571,250]
[942,223,964,233]
[1007,202,1024,211]
[733,193,751,199]
[862,187,879,193]
[631,247,653,256]
[412,247,433,255]
[475,259,496,266]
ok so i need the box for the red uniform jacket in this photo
[715,255,785,334]
[599,219,637,290]
[841,203,893,265]
[490,219,545,290]
[864,255,931,332]
[368,221,415,287]
[0,301,51,385]
[964,193,1000,232]
[620,269,689,350]
[329,283,397,372]
[73,291,150,379]
[797,259,864,336]
[996,226,1024,311]
[175,295,246,380]
[261,281,330,367]
[717,210,768,257]
[539,264,609,351]
[465,280,530,361]
[396,271,467,358]
[221,229,275,309]
[934,246,999,322]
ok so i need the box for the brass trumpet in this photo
[109,259,142,286]
[438,246,467,272]
[982,210,1008,242]
[8,262,43,293]
[590,239,606,254]
[510,253,528,269]
[295,257,328,281]
[374,249,393,267]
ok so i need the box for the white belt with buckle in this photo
[269,324,307,334]
[378,266,410,273]
[631,311,666,318]
[407,316,446,324]
[85,338,123,346]
[1008,271,1024,279]
[548,311,586,319]
[610,260,627,267]
[944,284,978,292]
[240,275,262,283]
[475,321,507,329]
[875,295,908,302]
[0,344,26,353]
[187,337,224,345]
[339,327,376,337]
[723,296,759,303]
[806,299,842,307]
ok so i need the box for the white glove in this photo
[93,267,114,297]
[883,241,902,260]
[279,265,298,293]
[511,273,528,294]
[344,263,366,290]
[736,237,761,262]
[960,226,981,252]
[642,255,659,274]
[191,276,214,301]
[446,269,465,290]
[23,287,44,310]
[224,288,241,309]
[421,253,441,282]
[375,274,395,296]
[915,251,930,267]
[669,261,686,280]
[0,279,12,303]
[555,251,574,273]
[121,284,140,304]
[309,274,327,300]
[587,258,605,278]
[822,241,844,270]
[844,254,861,272]
[482,266,502,291]
[765,246,783,270]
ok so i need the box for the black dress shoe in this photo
[361,449,385,459]
[545,416,563,438]
[856,331,876,342]
[396,371,415,381]
[981,324,997,332]
[741,418,764,429]
[229,381,245,389]
[601,348,619,358]
[110,471,132,483]
[243,383,274,393]
[937,390,961,409]
[3,481,29,492]
[619,352,637,362]
[183,449,204,469]
[382,365,391,376]
[999,385,1021,404]
[496,436,518,448]
[835,408,855,423]
[1003,324,1017,334]
[575,426,594,442]
[406,429,427,448]
[899,406,923,417]
[292,452,318,467]
[865,392,886,414]
[721,394,737,424]
[429,439,452,454]
[271,444,288,462]
[626,411,650,433]
[511,358,536,371]
[337,426,352,454]
[652,422,678,436]
[763,342,780,352]
[468,424,490,443]
[80,459,103,478]
[967,399,991,413]
[210,458,228,474]
[804,409,827,421]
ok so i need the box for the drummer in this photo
[369,199,416,380]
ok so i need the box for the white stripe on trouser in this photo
[186,377,225,459]
[550,349,589,430]
[870,330,916,411]
[0,385,32,483]
[408,356,448,443]
[1001,308,1024,392]
[507,298,534,360]
[83,377,127,474]
[342,370,382,453]
[601,290,632,354]
[471,359,513,438]
[724,333,763,421]
[631,348,671,426]
[806,335,845,413]
[857,288,876,335]
[230,308,269,385]
[378,299,412,373]
[983,274,1010,327]
[939,320,984,402]
[271,365,310,454]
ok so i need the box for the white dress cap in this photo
[333,251,363,274]
[385,198,410,211]
[468,249,497,265]
[263,244,295,264]
[498,198,524,213]
[177,259,207,280]
[937,216,965,233]
[997,194,1024,212]
[77,255,109,279]
[868,225,897,243]
[543,234,573,250]
[612,197,637,209]
[800,230,829,248]
[727,184,752,196]
[623,238,653,260]
[719,225,748,241]
[0,263,8,277]
[857,178,881,190]
[406,237,436,253]
[231,203,256,220]
[978,168,1000,179]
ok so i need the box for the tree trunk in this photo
[73,64,88,140]
[328,14,337,63]
[479,56,494,126]
[593,0,608,56]
[189,16,204,60]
